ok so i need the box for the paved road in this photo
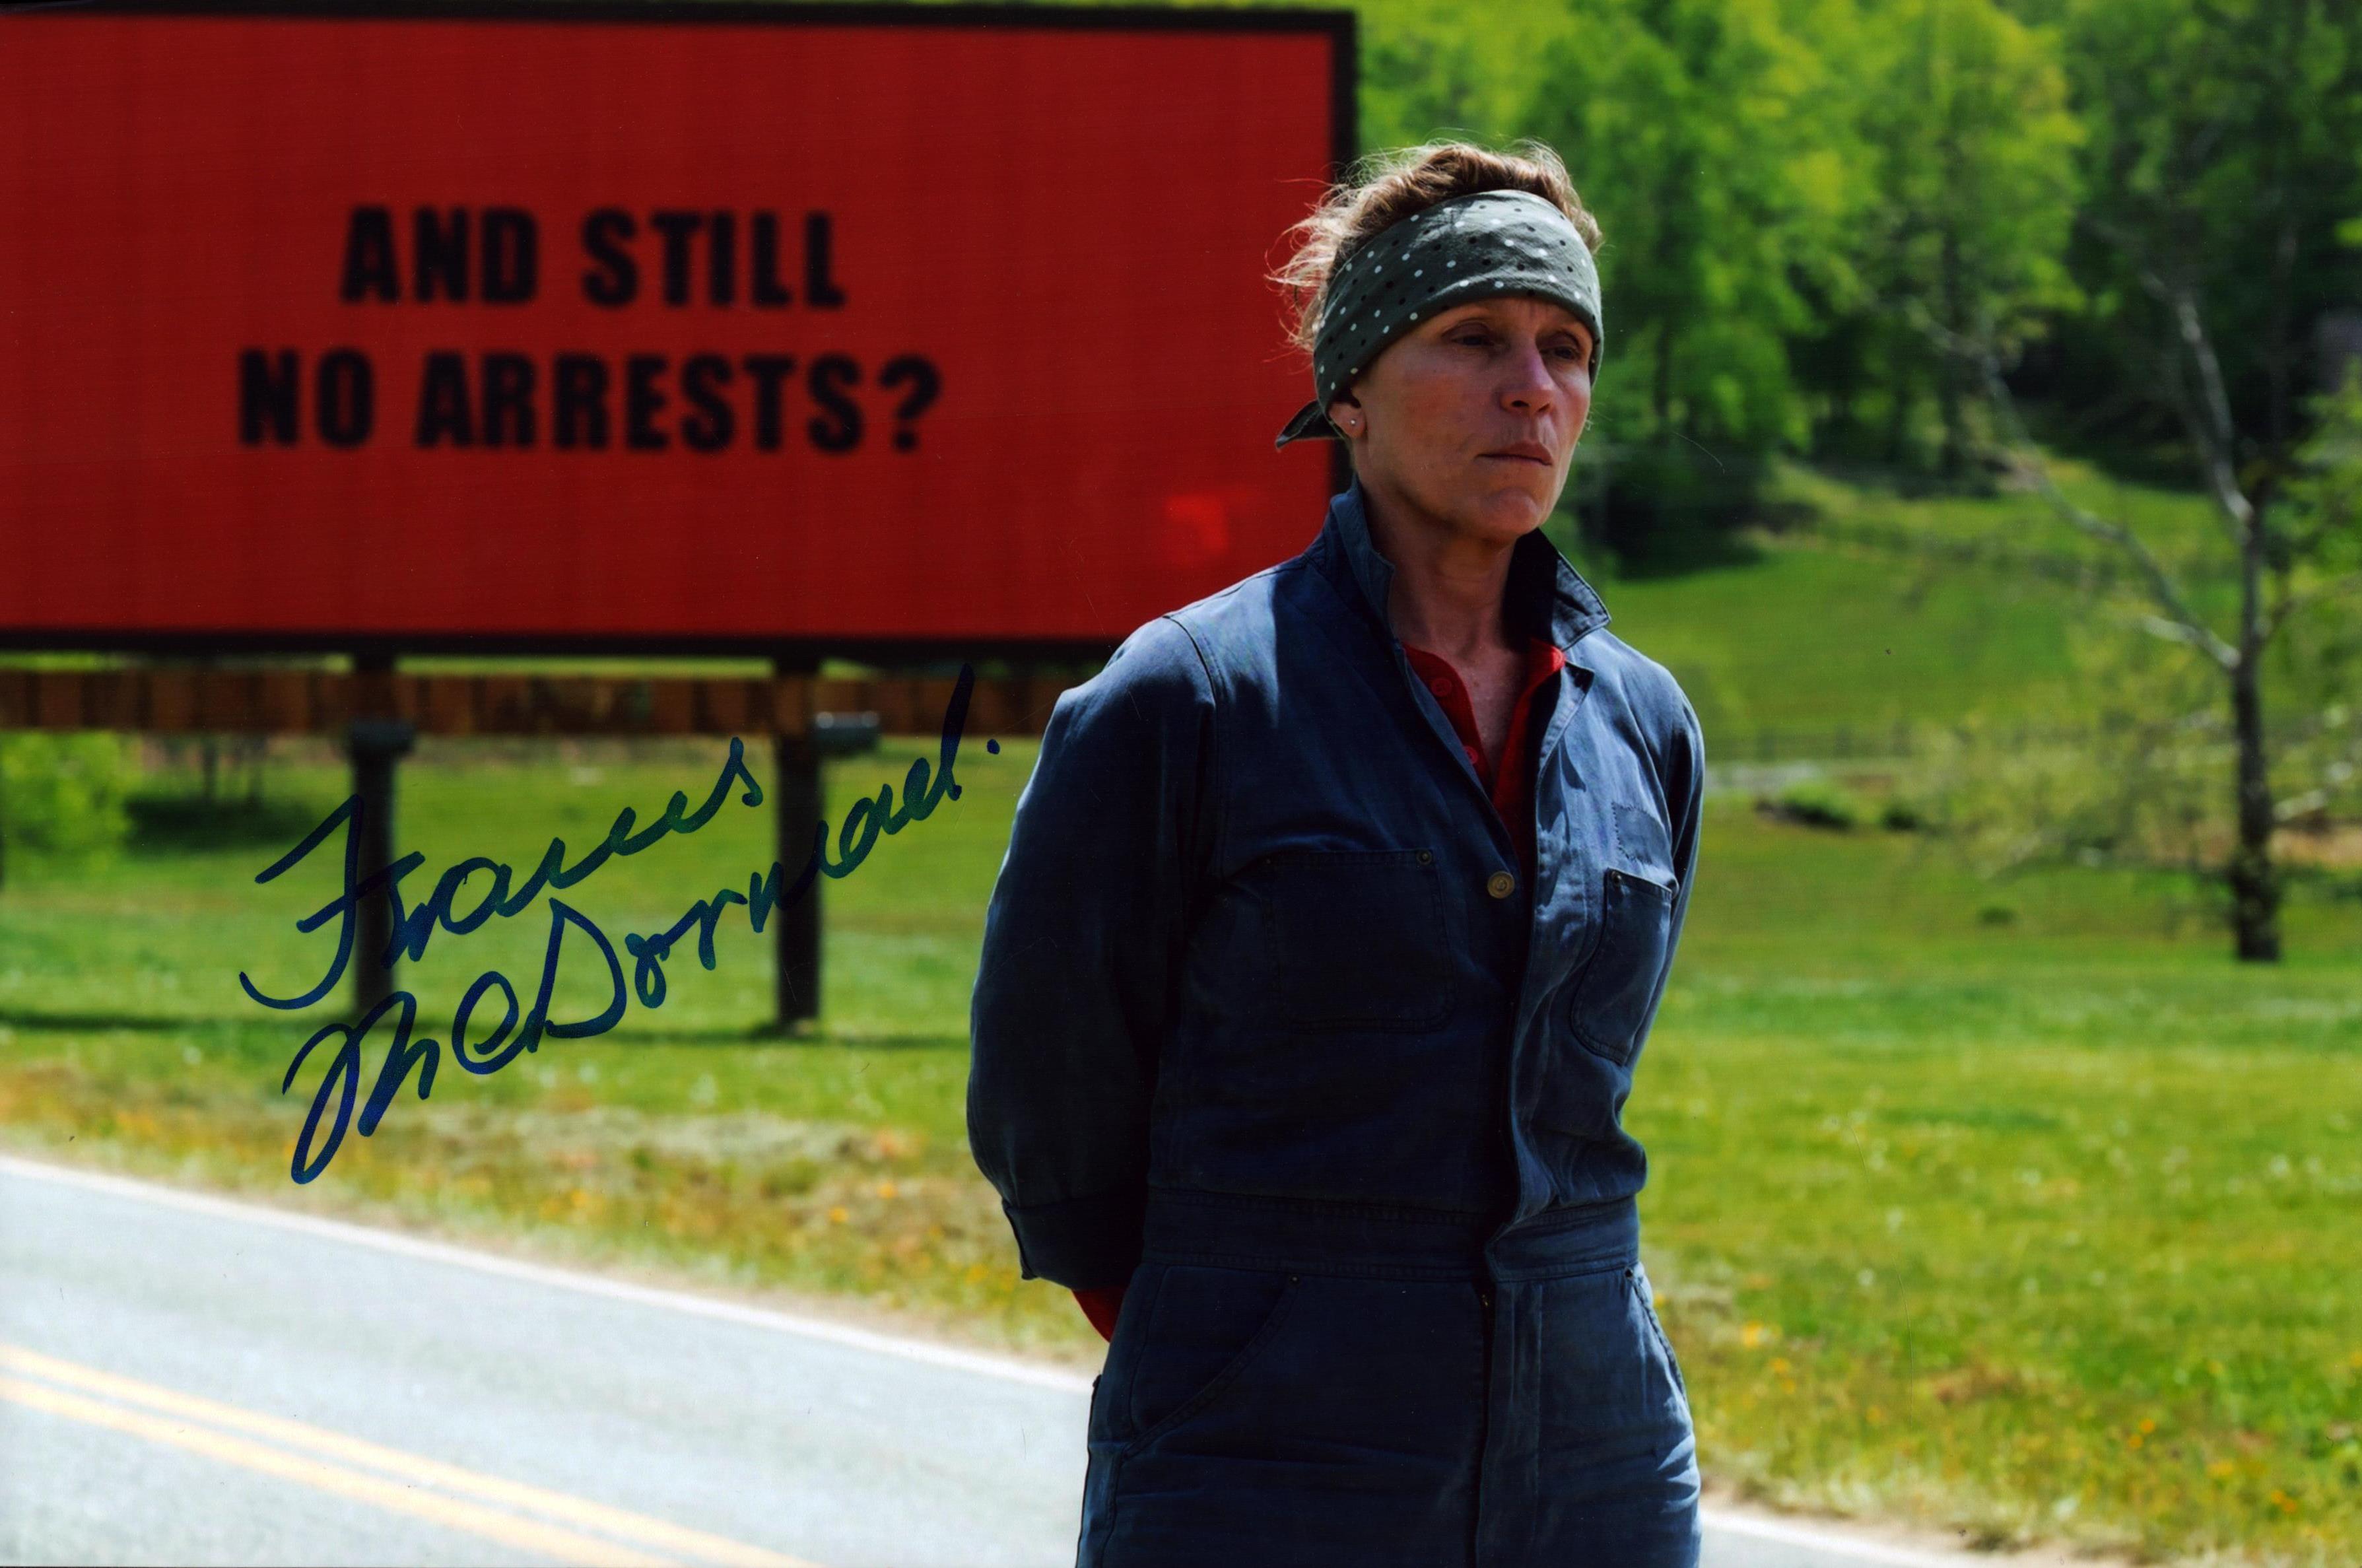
[1,1155,1978,1568]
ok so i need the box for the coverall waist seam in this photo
[1138,1186,1639,1279]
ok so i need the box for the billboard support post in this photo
[772,653,822,1035]
[346,683,416,1023]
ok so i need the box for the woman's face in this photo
[1326,292,1594,548]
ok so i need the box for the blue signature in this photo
[250,663,986,1183]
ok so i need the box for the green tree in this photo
[0,732,137,879]
[1956,0,2362,961]
[1357,0,1579,151]
[2008,0,2362,473]
[1522,0,1870,556]
[1945,335,2362,961]
[1812,0,2081,475]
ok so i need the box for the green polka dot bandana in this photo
[1274,188,1603,450]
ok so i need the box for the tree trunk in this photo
[2227,506,2279,962]
[1883,337,1915,466]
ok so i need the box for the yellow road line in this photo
[2,1373,683,1567]
[1,1344,823,1568]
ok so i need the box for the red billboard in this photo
[0,2,1353,656]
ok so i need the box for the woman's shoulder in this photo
[1577,628,1704,759]
[1050,614,1219,742]
[1576,626,1679,698]
[1050,542,1324,741]
[1106,552,1317,697]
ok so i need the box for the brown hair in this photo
[1269,139,1603,359]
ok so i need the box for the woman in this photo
[967,140,1706,1568]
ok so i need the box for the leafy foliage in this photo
[0,733,137,862]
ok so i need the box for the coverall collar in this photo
[1315,473,1613,657]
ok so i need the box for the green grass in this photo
[1771,450,2233,568]
[1642,794,2362,1562]
[1575,535,2085,739]
[2,731,2357,1565]
[1547,449,2342,741]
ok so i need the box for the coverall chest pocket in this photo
[1561,866,1677,1067]
[1252,849,1454,1033]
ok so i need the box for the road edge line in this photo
[0,1151,1093,1394]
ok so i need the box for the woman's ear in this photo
[1327,394,1362,436]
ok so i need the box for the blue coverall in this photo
[967,475,1707,1567]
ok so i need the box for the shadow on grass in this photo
[630,1022,966,1052]
[0,1000,966,1056]
[125,792,343,854]
[0,1006,215,1035]
[1606,513,1784,580]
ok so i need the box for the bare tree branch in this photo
[2149,322,2254,557]
[2273,747,2359,825]
[1916,309,2244,671]
[2163,284,2260,542]
[2103,606,2241,658]
[2076,210,2261,544]
[1897,280,2250,671]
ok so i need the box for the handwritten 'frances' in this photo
[245,664,979,1183]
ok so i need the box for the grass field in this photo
[2,710,2357,1565]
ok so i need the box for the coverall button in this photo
[1417,850,1433,865]
[1486,870,1516,899]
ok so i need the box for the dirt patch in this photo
[2273,821,2362,870]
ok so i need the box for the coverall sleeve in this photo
[966,615,1217,1291]
[1646,694,1707,1030]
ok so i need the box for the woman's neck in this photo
[1363,481,1519,658]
